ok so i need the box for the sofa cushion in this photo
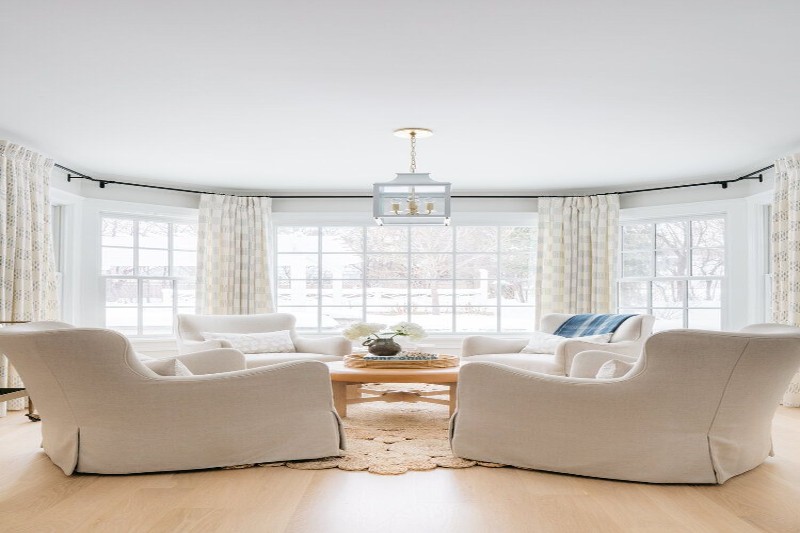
[463,353,565,375]
[520,331,612,354]
[142,357,194,377]
[201,330,295,354]
[245,352,343,368]
[595,359,634,379]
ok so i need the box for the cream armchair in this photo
[176,313,351,368]
[451,327,800,484]
[0,323,344,475]
[461,313,654,376]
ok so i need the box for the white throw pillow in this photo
[595,359,634,379]
[201,330,295,354]
[143,357,194,377]
[519,331,612,354]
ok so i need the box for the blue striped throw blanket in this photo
[553,314,635,338]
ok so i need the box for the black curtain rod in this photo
[54,163,773,199]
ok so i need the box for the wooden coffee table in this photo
[326,361,460,417]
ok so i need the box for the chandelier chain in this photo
[409,132,417,173]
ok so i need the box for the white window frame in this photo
[620,198,757,330]
[272,211,538,336]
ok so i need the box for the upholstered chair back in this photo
[177,312,297,345]
[539,313,654,341]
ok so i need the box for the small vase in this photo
[365,337,402,357]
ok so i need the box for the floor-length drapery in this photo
[0,140,59,415]
[535,195,619,323]
[196,194,274,315]
[772,153,800,407]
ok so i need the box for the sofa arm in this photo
[177,348,247,375]
[294,335,351,356]
[178,338,231,354]
[558,339,642,375]
[461,336,528,357]
[569,350,638,378]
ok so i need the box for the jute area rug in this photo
[231,384,504,475]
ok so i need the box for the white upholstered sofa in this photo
[0,322,344,475]
[461,313,655,376]
[451,326,800,484]
[176,313,351,367]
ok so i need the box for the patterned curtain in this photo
[535,195,619,322]
[772,154,800,407]
[0,141,59,416]
[196,194,274,315]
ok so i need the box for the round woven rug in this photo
[231,383,505,475]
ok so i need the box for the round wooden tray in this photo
[343,353,459,369]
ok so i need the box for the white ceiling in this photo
[2,1,799,193]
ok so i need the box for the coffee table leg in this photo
[332,382,348,418]
[449,383,458,416]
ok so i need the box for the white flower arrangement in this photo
[342,321,428,343]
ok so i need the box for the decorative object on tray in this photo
[344,352,458,369]
[342,321,427,357]
[364,351,439,361]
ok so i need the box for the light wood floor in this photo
[1,408,799,533]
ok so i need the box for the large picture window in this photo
[618,216,725,331]
[101,215,197,336]
[275,225,536,334]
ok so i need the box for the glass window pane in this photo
[367,227,408,252]
[365,281,407,306]
[456,227,498,253]
[321,254,363,279]
[142,308,173,336]
[320,307,363,332]
[277,254,318,280]
[652,280,685,307]
[365,307,407,325]
[177,280,195,308]
[453,279,492,306]
[142,279,173,306]
[173,223,197,250]
[321,281,363,306]
[366,254,408,278]
[173,250,196,277]
[322,227,363,253]
[277,281,318,305]
[688,280,721,307]
[410,227,453,252]
[138,221,169,249]
[411,254,453,279]
[688,308,721,330]
[652,308,684,332]
[105,279,137,306]
[656,221,687,250]
[622,223,653,251]
[455,254,497,279]
[455,307,497,333]
[102,247,135,275]
[500,227,535,253]
[277,227,318,252]
[691,248,725,276]
[412,281,455,306]
[138,249,169,276]
[500,254,535,279]
[106,308,138,335]
[691,218,725,248]
[278,306,319,329]
[619,281,648,308]
[177,306,194,317]
[622,251,653,277]
[499,279,533,305]
[102,218,134,247]
[500,307,536,332]
[411,307,454,333]
[655,250,688,277]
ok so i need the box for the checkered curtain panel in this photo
[196,194,275,315]
[535,195,619,323]
[772,154,800,407]
[0,141,60,415]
